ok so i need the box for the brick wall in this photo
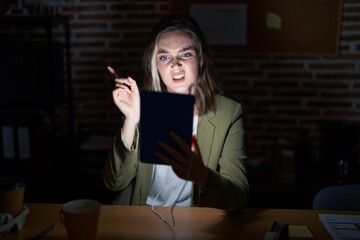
[2,0,360,184]
[57,1,169,131]
[60,0,360,182]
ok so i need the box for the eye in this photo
[181,52,193,59]
[159,55,170,62]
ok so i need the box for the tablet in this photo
[139,90,195,165]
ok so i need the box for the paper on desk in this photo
[289,225,314,238]
[319,214,360,240]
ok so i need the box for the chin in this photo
[173,87,191,94]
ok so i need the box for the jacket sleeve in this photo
[103,128,140,191]
[197,101,249,212]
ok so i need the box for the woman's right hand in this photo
[108,66,140,125]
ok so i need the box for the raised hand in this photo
[108,66,140,147]
[108,66,140,124]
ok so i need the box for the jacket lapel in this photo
[197,111,216,166]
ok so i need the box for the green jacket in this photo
[103,94,249,211]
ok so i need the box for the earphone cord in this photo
[151,153,195,226]
[151,176,188,226]
[151,84,205,227]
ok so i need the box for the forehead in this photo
[157,31,196,50]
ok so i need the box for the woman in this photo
[103,14,249,212]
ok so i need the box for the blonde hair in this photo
[142,15,219,115]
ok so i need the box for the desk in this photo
[2,203,358,239]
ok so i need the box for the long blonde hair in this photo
[142,15,219,115]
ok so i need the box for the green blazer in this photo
[103,94,249,212]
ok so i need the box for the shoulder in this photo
[203,94,244,123]
[214,94,243,114]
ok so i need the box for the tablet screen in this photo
[139,91,195,165]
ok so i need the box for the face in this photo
[156,31,199,94]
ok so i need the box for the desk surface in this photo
[2,203,359,239]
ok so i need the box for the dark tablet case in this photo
[139,91,195,165]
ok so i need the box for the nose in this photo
[171,56,182,67]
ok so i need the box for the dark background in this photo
[0,0,360,209]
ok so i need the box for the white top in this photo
[146,115,198,207]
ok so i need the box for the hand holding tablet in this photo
[139,91,195,165]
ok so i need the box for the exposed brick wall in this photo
[2,0,360,184]
[59,0,170,133]
[51,0,360,183]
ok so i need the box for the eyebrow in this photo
[157,46,196,54]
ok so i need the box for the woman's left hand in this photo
[155,132,209,189]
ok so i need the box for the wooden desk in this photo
[2,203,358,239]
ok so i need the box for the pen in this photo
[107,66,119,78]
[107,66,132,90]
[32,224,55,240]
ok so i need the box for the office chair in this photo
[312,184,360,211]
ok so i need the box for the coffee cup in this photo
[60,199,102,240]
[0,177,25,217]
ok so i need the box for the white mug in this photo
[60,199,102,240]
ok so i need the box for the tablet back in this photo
[139,91,195,165]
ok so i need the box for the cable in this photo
[151,83,205,227]
[151,176,188,226]
[151,155,195,226]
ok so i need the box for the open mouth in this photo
[172,72,185,81]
